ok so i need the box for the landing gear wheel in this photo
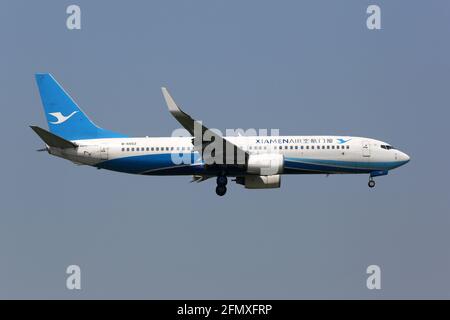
[216,185,227,196]
[368,180,376,188]
[217,175,228,186]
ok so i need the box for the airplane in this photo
[31,73,410,196]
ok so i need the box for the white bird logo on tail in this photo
[48,111,78,124]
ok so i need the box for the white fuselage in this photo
[47,135,410,176]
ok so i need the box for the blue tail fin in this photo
[35,73,127,140]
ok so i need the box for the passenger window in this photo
[295,146,298,149]
[346,145,349,149]
[156,147,159,151]
[332,146,335,149]
[322,146,325,149]
[171,147,174,151]
[151,147,154,151]
[311,146,314,150]
[121,148,125,152]
[306,146,309,149]
[327,146,330,149]
[290,146,293,150]
[279,146,282,150]
[301,146,304,150]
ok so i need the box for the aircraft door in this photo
[362,140,371,158]
[100,146,108,160]
[90,145,109,160]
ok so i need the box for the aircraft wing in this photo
[161,87,248,166]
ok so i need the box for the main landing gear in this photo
[216,175,228,196]
[368,178,376,188]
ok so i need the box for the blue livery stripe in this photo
[284,157,407,173]
[96,153,204,175]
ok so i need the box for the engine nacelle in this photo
[246,154,284,175]
[236,175,281,189]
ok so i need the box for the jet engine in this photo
[236,175,281,189]
[246,154,284,175]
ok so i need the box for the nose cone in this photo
[399,151,410,164]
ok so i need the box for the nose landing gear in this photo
[367,170,388,189]
[216,175,228,196]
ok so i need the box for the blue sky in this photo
[0,0,449,298]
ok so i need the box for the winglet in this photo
[161,87,196,136]
[161,87,183,116]
[160,87,248,165]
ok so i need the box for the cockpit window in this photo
[381,145,395,150]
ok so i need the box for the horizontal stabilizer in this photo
[190,175,212,183]
[30,126,78,149]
